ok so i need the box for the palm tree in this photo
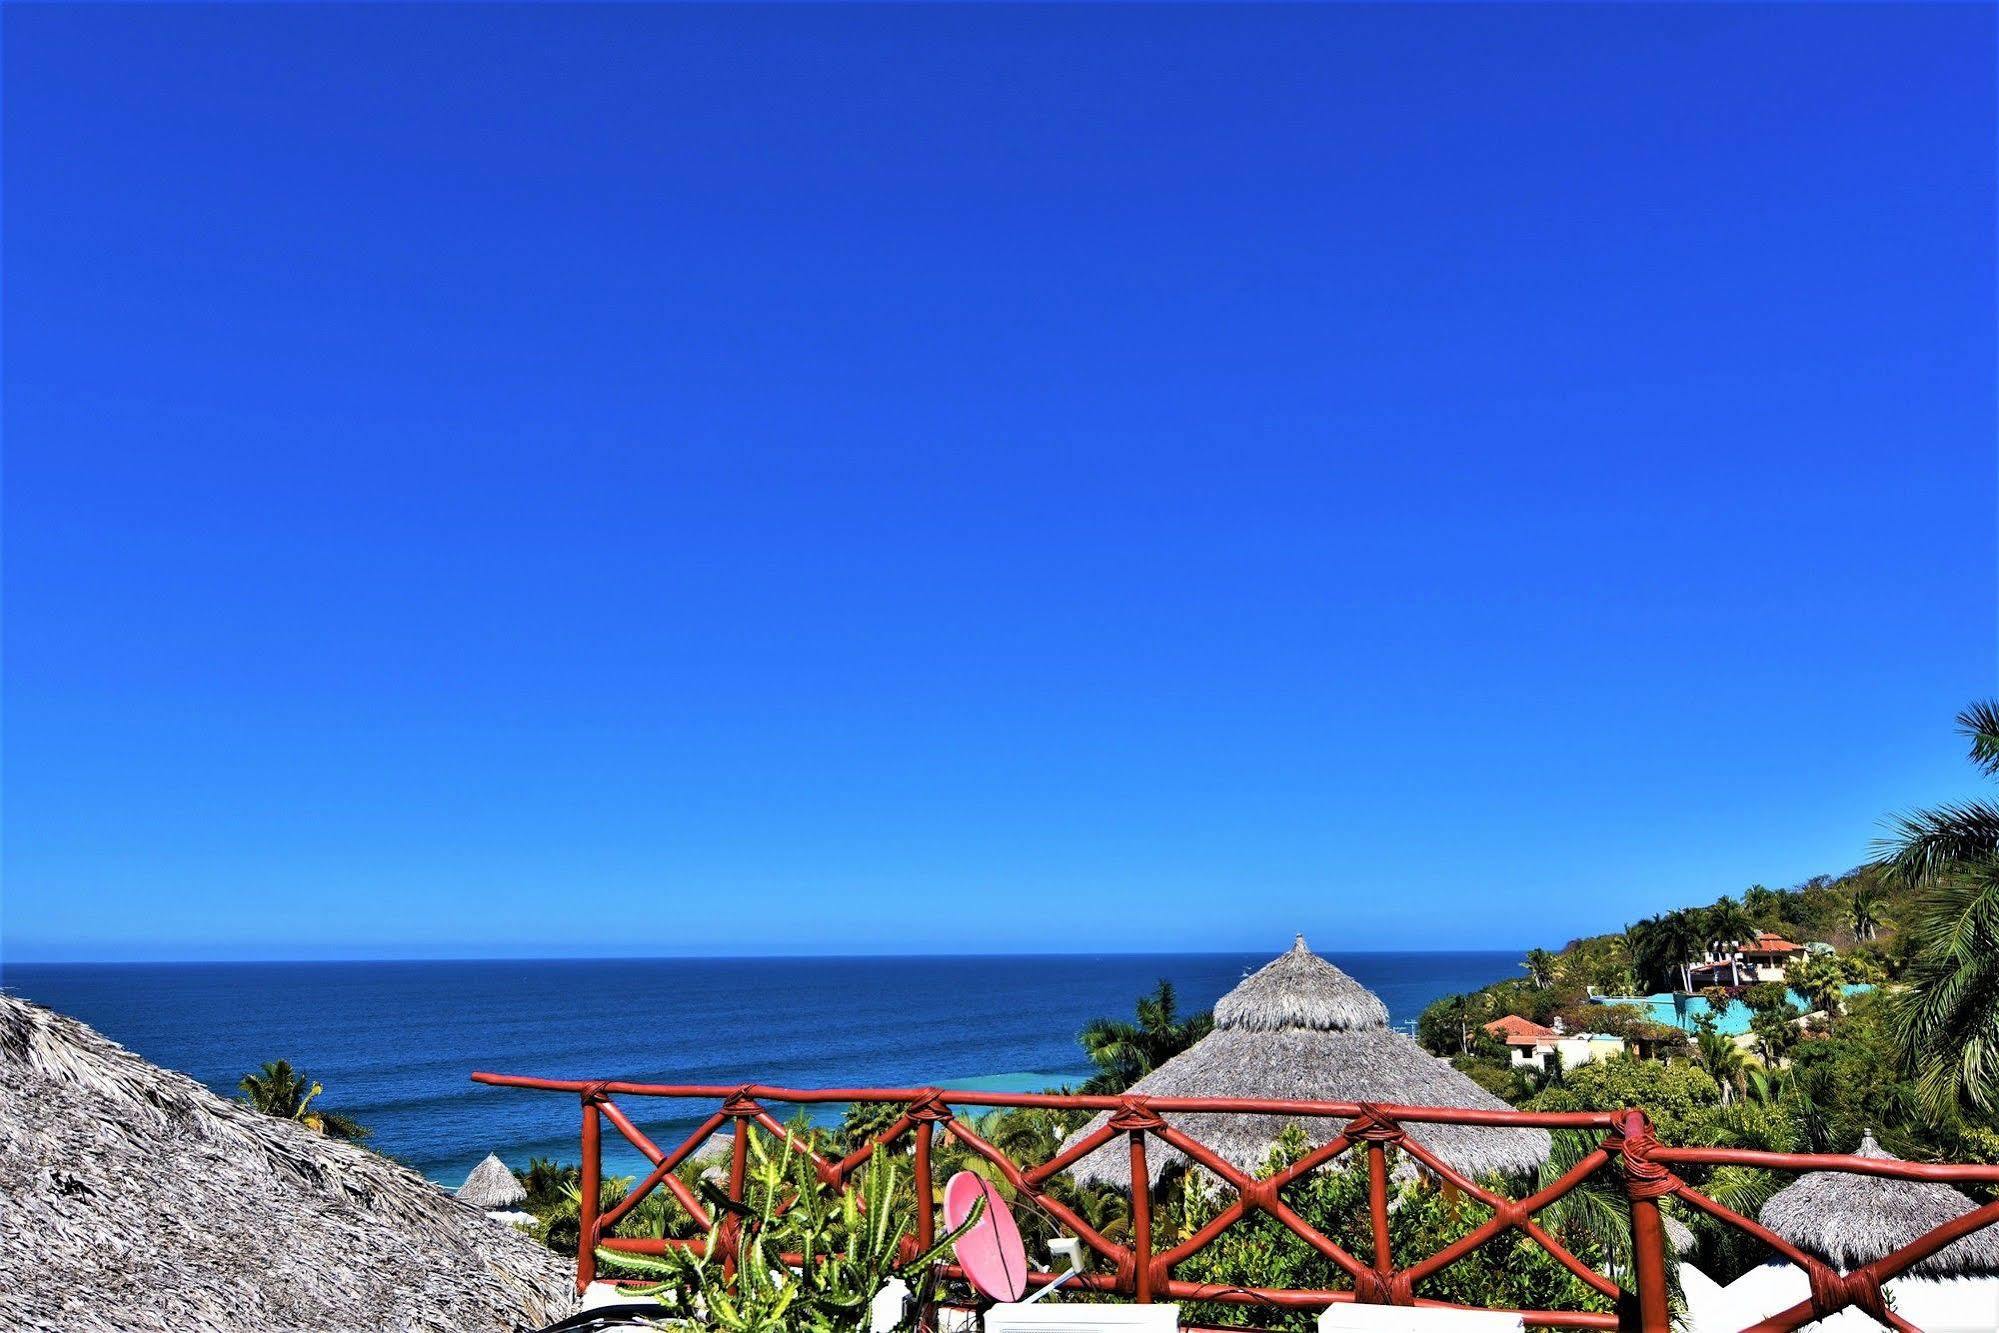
[1065,1180,1131,1245]
[1624,918,1664,992]
[929,1110,1046,1199]
[1078,980,1213,1095]
[1628,910,1702,992]
[1741,1063,1784,1106]
[238,1059,370,1141]
[1521,948,1560,990]
[1748,1007,1795,1068]
[1590,933,1639,995]
[518,1157,581,1211]
[838,1098,908,1153]
[1743,883,1781,926]
[1874,701,1999,1114]
[1694,1028,1748,1104]
[1836,950,1883,986]
[238,1058,312,1117]
[1789,950,1845,1019]
[1442,990,1496,1054]
[1848,882,1886,943]
[1704,897,1756,987]
[967,1107,1063,1166]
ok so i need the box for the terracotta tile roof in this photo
[1746,931,1803,953]
[1483,1015,1559,1046]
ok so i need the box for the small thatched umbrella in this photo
[1062,936,1549,1187]
[458,1153,529,1211]
[695,1131,736,1185]
[1757,1131,1999,1278]
[0,995,573,1332]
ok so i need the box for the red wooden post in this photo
[1367,1140,1393,1280]
[724,1111,751,1280]
[1627,1199,1671,1332]
[577,1094,603,1294]
[914,1117,937,1333]
[1130,1130,1153,1302]
[1615,1110,1674,1333]
[728,1112,750,1197]
[914,1118,935,1251]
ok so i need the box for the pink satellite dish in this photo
[944,1170,1028,1302]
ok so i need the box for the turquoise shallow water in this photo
[1591,985,1872,1036]
[3,951,1514,1186]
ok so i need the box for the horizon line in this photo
[0,944,1538,968]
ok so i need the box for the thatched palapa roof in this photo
[0,995,574,1332]
[1757,1131,1999,1279]
[1062,937,1549,1187]
[458,1153,529,1210]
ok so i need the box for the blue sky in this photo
[5,5,1993,962]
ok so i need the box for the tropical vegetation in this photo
[1175,1126,1617,1328]
[237,1058,370,1141]
[1077,979,1212,1094]
[1878,699,1999,1117]
[605,1132,976,1332]
[1398,701,1999,1253]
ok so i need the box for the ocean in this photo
[2,952,1514,1187]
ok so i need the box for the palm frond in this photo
[1959,700,1999,778]
[1871,802,1999,885]
[1892,858,1999,1114]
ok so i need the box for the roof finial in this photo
[1293,933,1309,952]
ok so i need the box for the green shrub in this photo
[1452,1055,1526,1103]
[1529,1056,1719,1142]
[1172,1127,1614,1329]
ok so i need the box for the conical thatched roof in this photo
[458,1153,528,1210]
[1062,937,1549,1186]
[0,995,573,1332]
[1758,1131,1999,1279]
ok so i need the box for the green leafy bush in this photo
[1528,1057,1719,1142]
[1172,1127,1614,1329]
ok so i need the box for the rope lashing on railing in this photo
[1350,1266,1415,1306]
[1806,1263,1890,1324]
[721,1085,763,1116]
[1237,1175,1282,1213]
[1107,1096,1168,1133]
[904,1088,954,1123]
[580,1080,612,1106]
[1345,1103,1408,1145]
[1604,1115,1680,1200]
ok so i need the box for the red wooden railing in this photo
[471,1074,1999,1332]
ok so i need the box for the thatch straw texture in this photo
[1063,938,1549,1186]
[458,1154,528,1210]
[1758,1132,1999,1279]
[1213,941,1391,1033]
[0,995,574,1332]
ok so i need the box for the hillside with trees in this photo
[1412,701,1999,1257]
